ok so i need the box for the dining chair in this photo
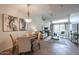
[10,34,19,55]
[31,32,42,52]
[0,34,17,55]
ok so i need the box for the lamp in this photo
[25,4,32,23]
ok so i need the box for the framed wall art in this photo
[19,18,27,31]
[2,14,19,32]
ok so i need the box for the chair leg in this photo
[38,43,40,49]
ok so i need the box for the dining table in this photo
[16,35,37,54]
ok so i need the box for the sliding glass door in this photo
[53,24,66,38]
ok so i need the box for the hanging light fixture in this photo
[25,4,32,23]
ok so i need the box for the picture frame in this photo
[19,18,27,31]
[2,14,19,32]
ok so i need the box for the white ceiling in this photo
[0,4,79,20]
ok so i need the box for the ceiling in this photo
[0,4,79,20]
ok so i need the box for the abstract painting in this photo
[3,14,19,31]
[19,18,27,31]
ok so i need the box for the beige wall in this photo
[0,13,28,52]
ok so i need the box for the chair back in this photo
[10,34,16,54]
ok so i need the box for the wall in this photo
[70,12,79,23]
[70,12,79,33]
[30,15,51,31]
[65,23,70,38]
[0,13,28,52]
[0,6,32,52]
[31,15,44,31]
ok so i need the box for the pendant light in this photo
[25,4,32,23]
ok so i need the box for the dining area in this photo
[0,31,43,55]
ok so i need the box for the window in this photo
[53,24,65,35]
[52,18,68,24]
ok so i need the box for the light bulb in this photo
[25,18,32,23]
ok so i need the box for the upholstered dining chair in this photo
[31,32,42,52]
[37,32,42,49]
[0,34,18,55]
[9,34,19,55]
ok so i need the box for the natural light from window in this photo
[52,19,68,24]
